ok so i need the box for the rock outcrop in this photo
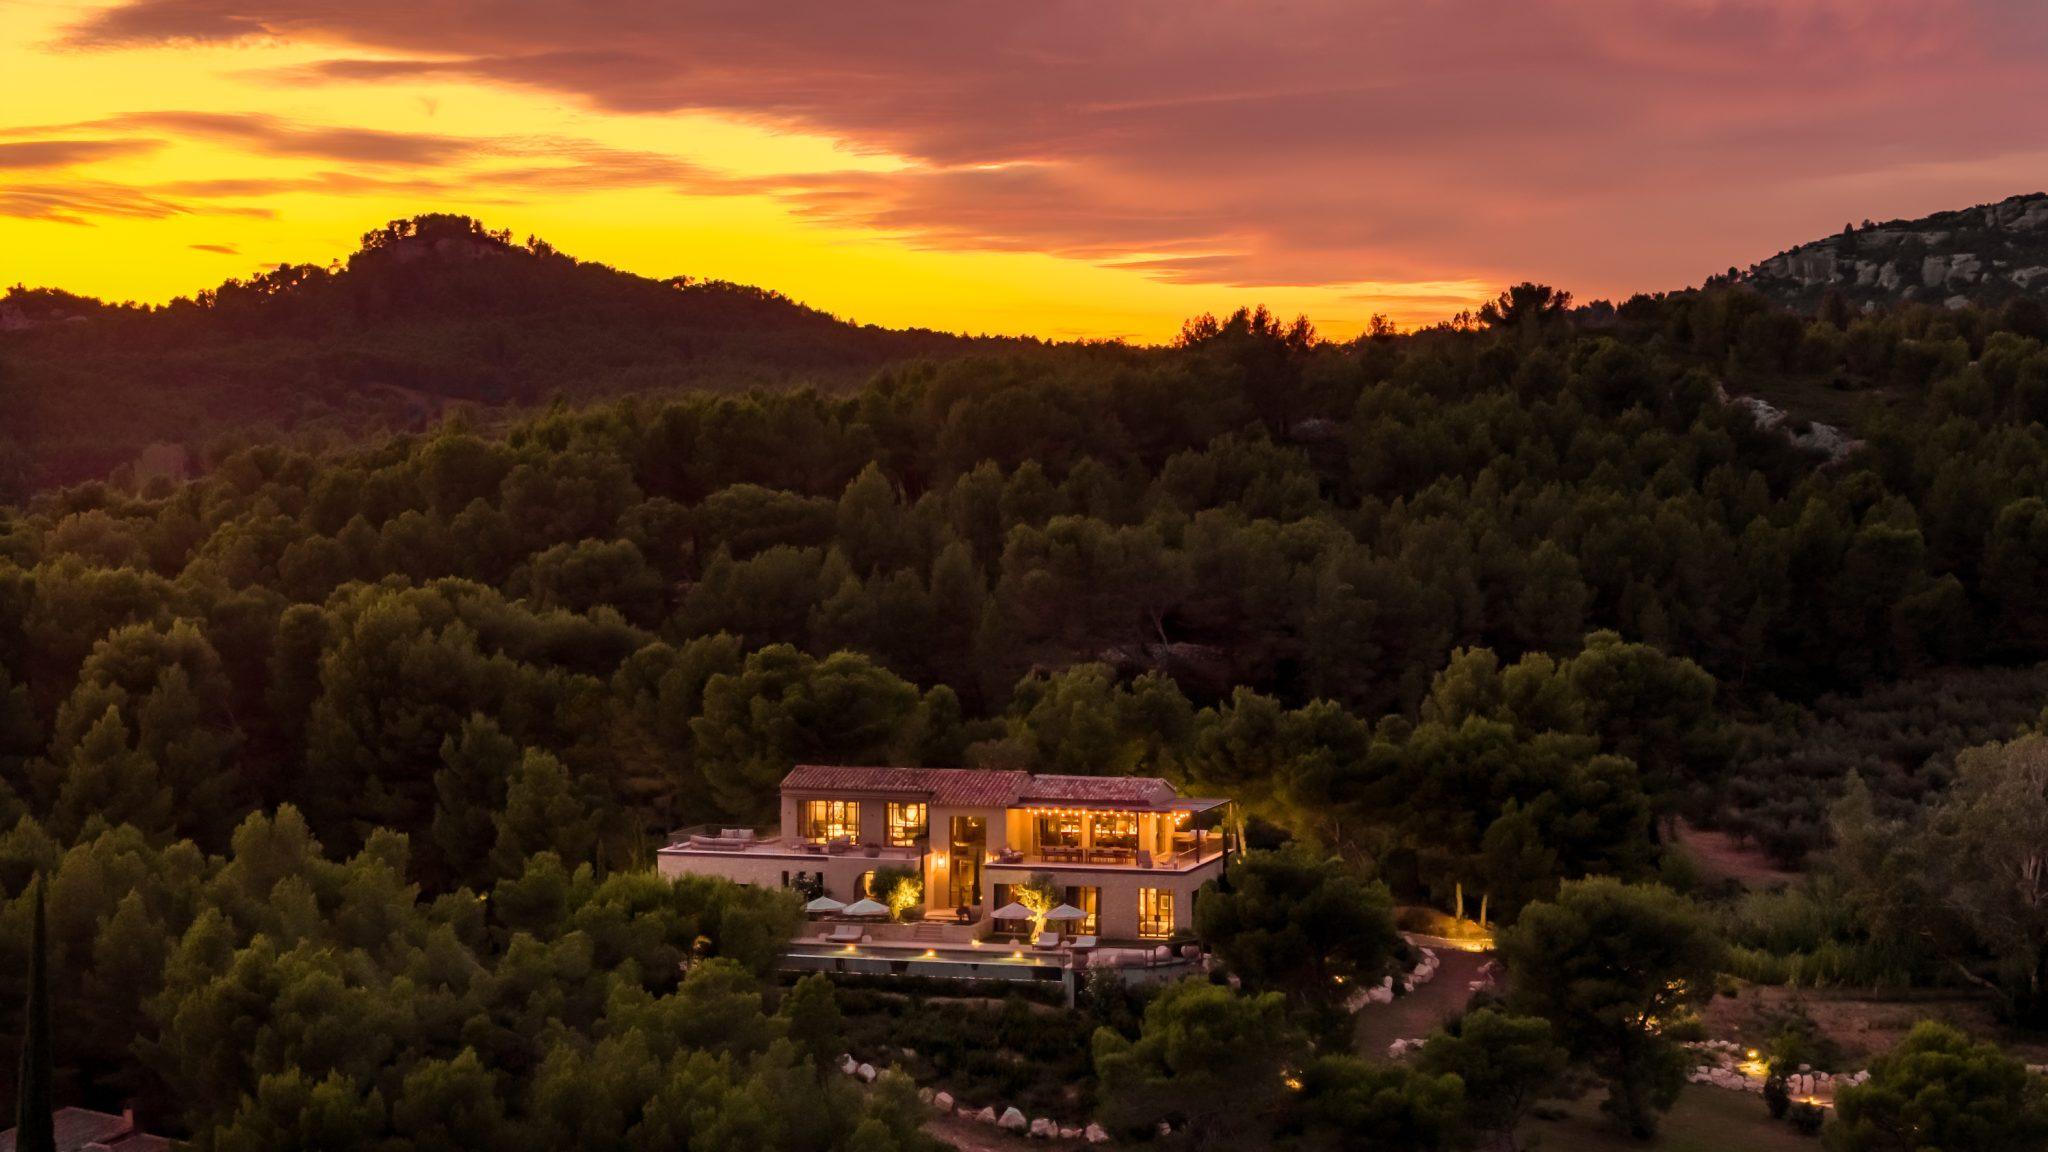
[1727,192,2048,312]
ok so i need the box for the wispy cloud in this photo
[0,138,161,169]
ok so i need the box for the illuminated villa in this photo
[658,766,1235,943]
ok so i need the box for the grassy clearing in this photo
[1523,1085,1819,1152]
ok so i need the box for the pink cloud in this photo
[59,0,2048,297]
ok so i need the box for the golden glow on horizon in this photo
[0,3,1483,340]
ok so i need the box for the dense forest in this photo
[6,220,2048,1145]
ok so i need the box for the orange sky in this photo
[6,1,2047,341]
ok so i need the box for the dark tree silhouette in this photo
[1477,282,1573,330]
[14,874,54,1152]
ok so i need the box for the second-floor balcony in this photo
[986,838,1228,873]
[664,824,923,862]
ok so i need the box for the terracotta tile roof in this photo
[783,765,1031,807]
[1018,775,1178,806]
[1,1107,176,1152]
[781,766,1194,809]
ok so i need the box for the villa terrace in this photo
[658,765,1237,944]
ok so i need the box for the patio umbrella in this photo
[990,901,1037,920]
[1044,904,1088,921]
[841,897,890,918]
[804,896,846,914]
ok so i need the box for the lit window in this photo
[1091,811,1138,851]
[1037,812,1082,850]
[1138,888,1175,938]
[801,799,860,841]
[886,802,928,847]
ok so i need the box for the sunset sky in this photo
[6,1,2048,340]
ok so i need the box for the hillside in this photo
[0,214,1018,493]
[1728,191,2048,313]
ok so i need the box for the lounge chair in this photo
[1068,935,1098,951]
[1032,930,1063,951]
[824,924,866,944]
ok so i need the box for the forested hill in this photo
[0,214,1021,493]
[1725,191,2048,314]
[8,285,2048,1132]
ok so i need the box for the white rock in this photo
[857,1063,877,1083]
[1028,1117,1054,1138]
[1060,1127,1081,1140]
[839,1055,858,1076]
[933,1091,954,1112]
[975,1106,997,1124]
[999,1107,1028,1131]
[1085,1123,1112,1145]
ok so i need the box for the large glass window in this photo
[1062,885,1100,934]
[801,799,860,842]
[1137,888,1175,938]
[1035,812,1082,850]
[1090,811,1138,851]
[948,816,985,907]
[886,802,928,847]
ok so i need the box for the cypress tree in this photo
[13,874,53,1152]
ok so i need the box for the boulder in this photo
[933,1091,954,1112]
[1060,1127,1081,1140]
[1028,1117,1054,1138]
[918,1088,934,1104]
[1085,1123,1112,1145]
[975,1106,997,1124]
[999,1107,1028,1131]
[857,1063,877,1083]
[839,1055,858,1076]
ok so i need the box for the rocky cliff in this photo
[1725,192,2048,312]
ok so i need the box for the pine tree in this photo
[14,874,55,1152]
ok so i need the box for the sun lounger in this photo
[1032,930,1063,951]
[825,924,866,944]
[1069,935,1098,951]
